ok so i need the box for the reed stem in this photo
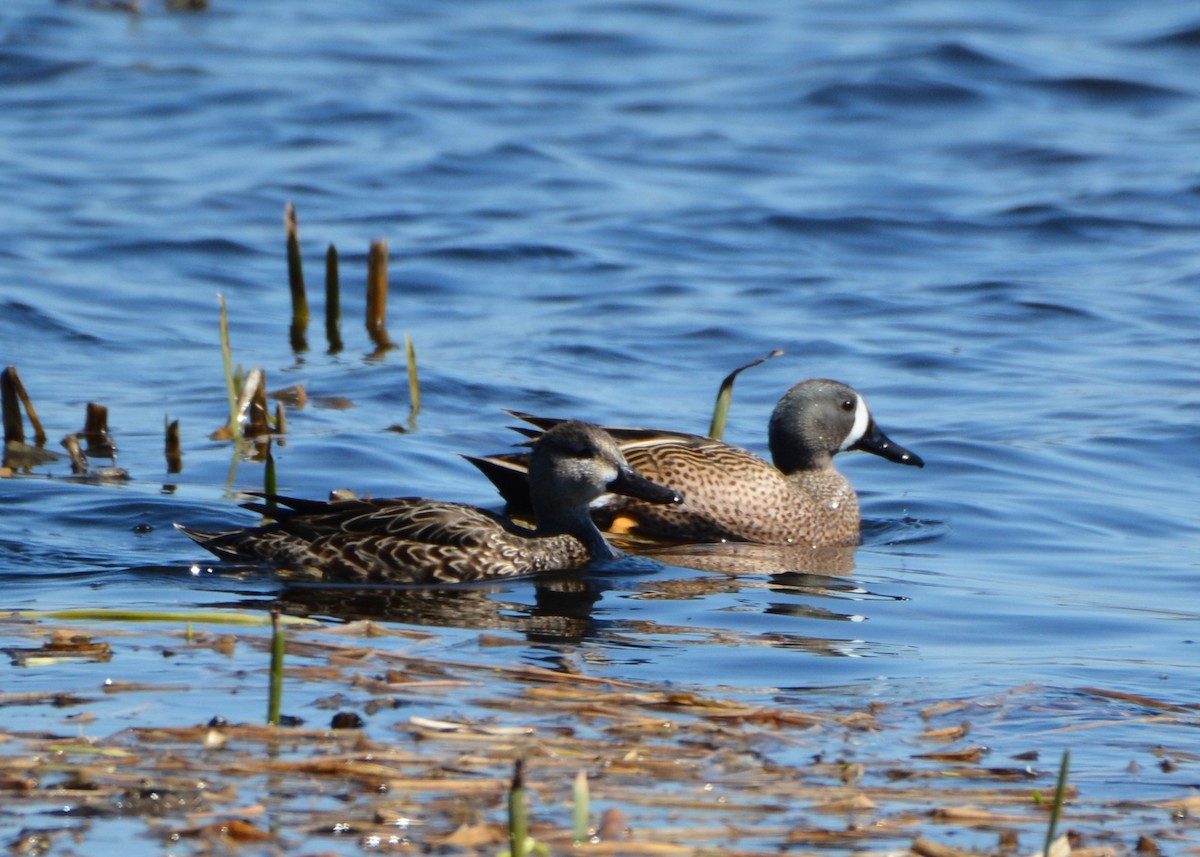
[164,417,182,474]
[365,239,394,352]
[218,294,240,442]
[284,202,309,353]
[572,769,589,844]
[508,759,528,857]
[404,333,420,421]
[1042,750,1070,857]
[324,243,343,354]
[267,608,285,725]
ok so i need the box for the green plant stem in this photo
[267,609,285,726]
[708,349,784,440]
[218,294,240,442]
[1042,749,1070,856]
[405,333,420,421]
[508,760,527,857]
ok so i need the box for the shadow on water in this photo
[212,524,940,660]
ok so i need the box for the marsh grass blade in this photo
[708,349,784,440]
[284,202,309,353]
[218,294,240,443]
[1042,750,1070,857]
[405,333,420,422]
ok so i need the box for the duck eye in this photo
[840,399,855,412]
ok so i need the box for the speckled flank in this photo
[178,421,681,584]
[469,379,923,547]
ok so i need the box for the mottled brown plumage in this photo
[177,421,682,584]
[466,379,923,547]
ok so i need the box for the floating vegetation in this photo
[708,348,783,441]
[0,614,1190,855]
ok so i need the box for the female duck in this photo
[467,379,922,547]
[178,421,682,584]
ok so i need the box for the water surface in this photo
[2,0,1199,850]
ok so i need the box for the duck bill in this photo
[608,466,684,505]
[850,419,924,468]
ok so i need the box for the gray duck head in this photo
[767,379,924,474]
[528,420,682,553]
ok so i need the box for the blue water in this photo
[3,0,1200,850]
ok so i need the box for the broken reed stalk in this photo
[1,366,24,450]
[2,365,49,447]
[508,759,529,857]
[164,417,182,474]
[404,333,420,420]
[218,294,241,442]
[267,608,285,726]
[572,769,589,844]
[365,239,394,351]
[62,434,88,475]
[324,243,343,354]
[83,402,115,458]
[1042,750,1070,857]
[284,202,309,353]
[708,348,785,440]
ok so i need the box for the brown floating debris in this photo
[284,201,309,353]
[268,384,307,408]
[7,630,112,667]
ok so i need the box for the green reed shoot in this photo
[325,243,343,354]
[218,294,240,442]
[267,608,285,726]
[1042,749,1070,857]
[708,349,784,440]
[572,769,589,844]
[507,760,528,857]
[405,333,420,420]
[284,202,309,353]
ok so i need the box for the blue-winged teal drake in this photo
[177,421,683,584]
[466,379,923,547]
